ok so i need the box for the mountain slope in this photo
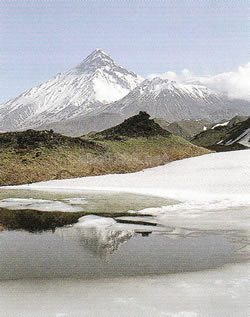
[0,113,209,186]
[0,49,143,131]
[191,116,250,151]
[40,77,250,136]
[103,77,250,121]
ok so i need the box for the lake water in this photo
[0,189,249,316]
[1,226,245,280]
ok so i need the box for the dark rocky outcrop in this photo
[0,129,101,151]
[93,111,170,140]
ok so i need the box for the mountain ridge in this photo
[0,49,249,135]
[101,77,250,122]
[38,77,250,136]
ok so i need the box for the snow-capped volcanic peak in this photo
[0,49,143,131]
[67,48,143,103]
[72,49,124,74]
[73,49,115,73]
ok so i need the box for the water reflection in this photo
[56,226,134,257]
[0,190,248,281]
[0,220,247,280]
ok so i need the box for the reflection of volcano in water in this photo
[56,225,134,257]
[55,215,196,257]
[83,228,134,256]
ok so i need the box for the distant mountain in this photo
[101,77,250,121]
[39,77,250,136]
[0,49,143,131]
[191,116,250,151]
[1,50,249,136]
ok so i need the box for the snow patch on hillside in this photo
[226,128,250,147]
[212,121,229,129]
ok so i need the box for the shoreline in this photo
[2,150,249,205]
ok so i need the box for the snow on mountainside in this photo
[1,50,249,136]
[0,49,143,131]
[191,116,250,150]
[223,118,250,148]
[226,128,250,147]
[45,77,250,136]
[211,121,230,129]
[102,77,250,122]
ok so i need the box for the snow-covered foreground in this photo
[2,150,249,316]
[7,151,250,231]
[15,150,250,205]
[0,263,248,317]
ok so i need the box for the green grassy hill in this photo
[0,112,210,186]
[154,118,213,140]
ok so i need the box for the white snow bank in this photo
[0,263,248,317]
[134,203,250,230]
[12,151,250,204]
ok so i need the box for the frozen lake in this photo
[0,225,247,280]
[0,188,249,316]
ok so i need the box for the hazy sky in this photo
[0,0,249,102]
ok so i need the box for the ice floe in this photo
[0,198,84,212]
